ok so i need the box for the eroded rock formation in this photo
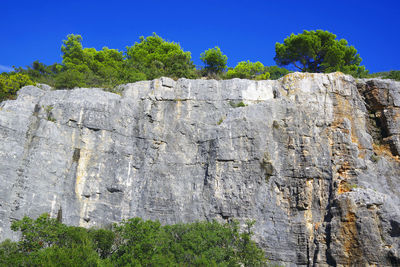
[0,73,399,266]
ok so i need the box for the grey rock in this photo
[0,73,400,266]
[36,83,53,91]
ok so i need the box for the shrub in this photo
[384,70,400,81]
[264,65,290,80]
[200,46,228,74]
[230,101,247,108]
[226,60,270,80]
[0,73,35,102]
[126,33,197,79]
[2,214,270,266]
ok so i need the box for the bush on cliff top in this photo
[126,33,197,80]
[200,46,228,75]
[384,70,400,81]
[0,73,35,102]
[226,61,270,80]
[0,213,269,266]
[2,29,377,98]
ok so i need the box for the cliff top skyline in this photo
[1,0,399,73]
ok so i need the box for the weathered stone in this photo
[0,73,399,266]
[358,78,400,156]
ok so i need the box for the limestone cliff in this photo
[0,73,399,266]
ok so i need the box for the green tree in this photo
[0,73,35,102]
[57,34,96,88]
[274,30,368,77]
[126,33,196,79]
[264,65,290,80]
[2,214,269,266]
[111,217,164,265]
[32,243,104,267]
[14,60,63,87]
[385,70,400,81]
[112,217,268,266]
[10,213,68,252]
[54,69,86,89]
[61,34,86,70]
[3,213,112,266]
[0,239,23,266]
[88,228,115,259]
[200,46,228,74]
[226,60,270,80]
[58,34,146,89]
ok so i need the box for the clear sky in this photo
[1,0,399,73]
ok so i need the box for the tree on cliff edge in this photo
[274,30,368,77]
[126,33,196,79]
[200,46,228,75]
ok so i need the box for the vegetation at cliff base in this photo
[0,213,269,266]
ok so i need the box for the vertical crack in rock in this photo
[322,171,336,266]
[358,79,400,157]
[326,79,365,265]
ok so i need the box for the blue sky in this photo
[1,0,399,73]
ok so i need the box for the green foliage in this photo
[230,101,248,108]
[384,70,400,81]
[59,34,146,89]
[0,239,21,266]
[1,214,269,266]
[11,213,67,252]
[370,154,381,162]
[112,217,267,266]
[5,30,379,96]
[15,60,62,87]
[32,242,105,267]
[2,214,112,266]
[126,33,196,79]
[88,228,115,259]
[226,61,270,80]
[0,73,35,102]
[61,34,85,67]
[43,105,56,122]
[363,70,400,81]
[274,30,368,77]
[200,46,228,74]
[264,65,290,80]
[225,62,289,80]
[54,69,86,89]
[365,71,390,78]
[255,72,271,80]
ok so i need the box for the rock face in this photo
[0,73,400,266]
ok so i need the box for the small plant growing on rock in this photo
[217,116,225,125]
[229,101,247,108]
[370,154,380,163]
[43,105,56,122]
